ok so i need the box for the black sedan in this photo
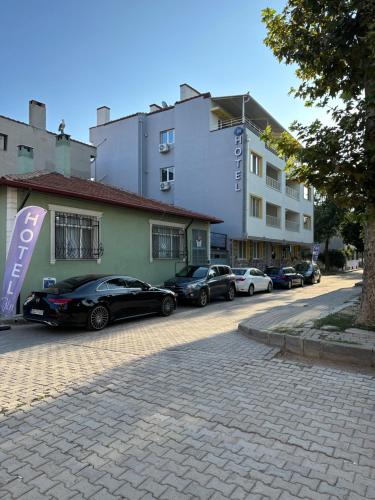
[295,262,322,284]
[23,275,177,330]
[264,266,304,289]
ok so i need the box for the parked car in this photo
[164,265,236,307]
[264,266,304,289]
[23,274,177,331]
[295,262,321,284]
[232,267,273,296]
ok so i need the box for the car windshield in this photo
[295,263,310,272]
[176,266,209,279]
[265,267,280,276]
[232,269,247,275]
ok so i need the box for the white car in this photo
[232,267,273,296]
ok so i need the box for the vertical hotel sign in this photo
[234,126,243,191]
[0,206,46,317]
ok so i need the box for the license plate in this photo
[31,309,44,316]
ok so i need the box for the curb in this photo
[0,315,28,326]
[238,323,375,368]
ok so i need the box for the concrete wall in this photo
[0,188,210,306]
[0,117,95,178]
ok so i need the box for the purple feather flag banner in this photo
[0,206,47,317]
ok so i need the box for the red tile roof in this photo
[0,172,222,224]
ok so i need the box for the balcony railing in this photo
[285,220,300,232]
[266,176,281,191]
[286,185,300,200]
[266,215,281,228]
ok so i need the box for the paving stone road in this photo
[1,271,374,499]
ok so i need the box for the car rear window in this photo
[232,269,247,275]
[295,262,310,272]
[47,275,102,292]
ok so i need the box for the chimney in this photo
[179,84,200,101]
[97,106,110,126]
[149,104,162,112]
[29,100,46,129]
[17,145,34,174]
[55,134,71,177]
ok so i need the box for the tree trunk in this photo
[357,213,375,327]
[324,238,330,271]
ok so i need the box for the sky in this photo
[0,0,331,143]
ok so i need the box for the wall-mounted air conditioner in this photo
[159,143,170,153]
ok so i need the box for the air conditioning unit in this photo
[158,143,170,153]
[160,181,171,191]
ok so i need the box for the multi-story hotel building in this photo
[90,84,314,267]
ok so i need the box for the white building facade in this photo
[0,100,95,179]
[90,84,314,267]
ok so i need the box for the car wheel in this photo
[287,280,292,290]
[87,305,109,331]
[197,289,208,307]
[248,284,255,297]
[160,296,175,316]
[266,282,272,293]
[226,284,236,301]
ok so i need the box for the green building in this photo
[0,172,220,313]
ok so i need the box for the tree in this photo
[340,211,365,254]
[314,198,345,270]
[262,0,375,326]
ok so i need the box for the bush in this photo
[319,249,346,269]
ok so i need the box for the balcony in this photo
[266,215,281,228]
[285,220,300,232]
[266,176,281,191]
[286,185,300,200]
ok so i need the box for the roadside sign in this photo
[312,244,320,263]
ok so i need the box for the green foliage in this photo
[319,249,346,269]
[261,1,375,211]
[340,211,365,252]
[314,197,345,243]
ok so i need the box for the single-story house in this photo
[0,172,221,312]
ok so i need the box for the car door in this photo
[206,266,221,298]
[218,266,231,295]
[289,267,299,285]
[100,278,129,319]
[125,278,159,315]
[254,268,267,290]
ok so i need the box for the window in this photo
[160,129,175,145]
[238,241,247,259]
[303,215,312,230]
[208,267,220,278]
[250,152,262,176]
[152,224,185,259]
[160,166,175,182]
[126,278,145,289]
[106,278,127,290]
[0,133,8,151]
[192,229,207,265]
[55,211,100,260]
[218,266,231,276]
[250,196,262,218]
[304,186,312,201]
[253,242,262,259]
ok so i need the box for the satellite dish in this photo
[161,101,168,108]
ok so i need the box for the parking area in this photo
[1,271,374,499]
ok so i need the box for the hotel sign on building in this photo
[234,127,243,192]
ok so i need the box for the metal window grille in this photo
[55,212,101,260]
[191,229,207,265]
[152,225,185,259]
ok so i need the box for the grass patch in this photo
[314,312,356,331]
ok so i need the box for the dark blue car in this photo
[264,266,304,290]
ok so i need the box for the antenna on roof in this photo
[161,101,168,108]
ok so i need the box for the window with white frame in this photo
[304,185,312,201]
[250,152,262,176]
[249,195,262,218]
[152,224,185,259]
[0,133,8,151]
[303,215,312,230]
[238,241,247,259]
[160,129,175,145]
[160,166,175,182]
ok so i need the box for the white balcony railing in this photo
[266,176,281,191]
[286,220,300,232]
[266,215,281,228]
[286,185,300,200]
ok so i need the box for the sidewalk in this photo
[238,282,375,367]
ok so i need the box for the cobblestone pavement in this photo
[1,271,374,499]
